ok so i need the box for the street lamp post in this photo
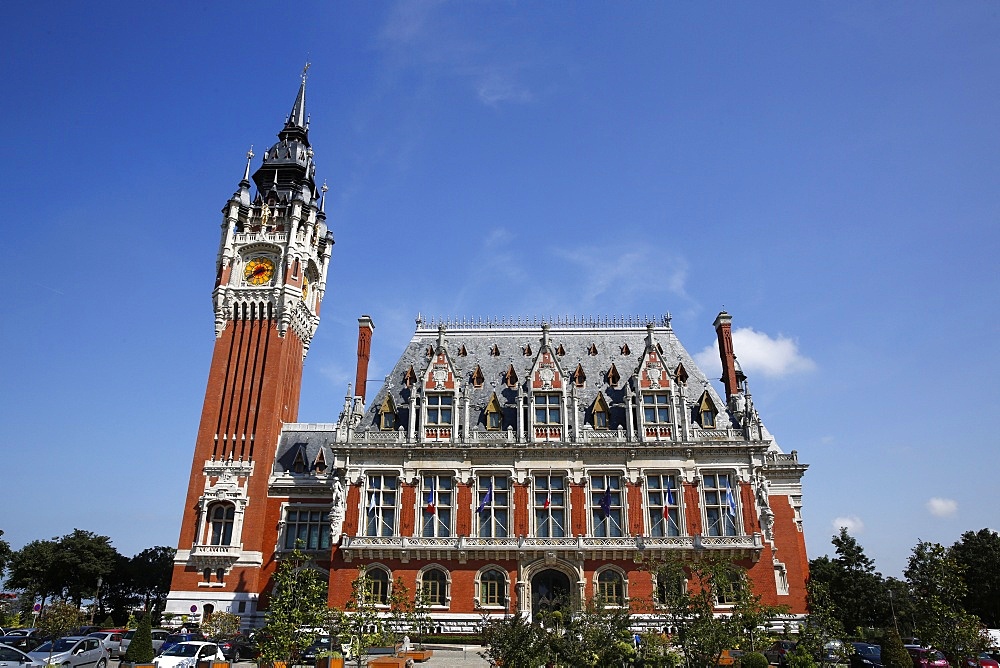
[89,577,103,625]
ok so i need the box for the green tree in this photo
[797,580,846,660]
[53,529,118,606]
[950,528,1000,627]
[880,626,910,668]
[124,612,155,663]
[0,530,12,577]
[37,600,85,665]
[129,547,176,614]
[808,528,887,636]
[478,612,550,668]
[905,541,988,662]
[341,567,386,668]
[550,598,637,668]
[7,539,59,604]
[202,611,242,639]
[257,549,329,665]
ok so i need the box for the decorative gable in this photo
[424,349,458,391]
[607,363,621,387]
[291,446,308,474]
[504,364,519,388]
[638,346,670,390]
[529,350,565,391]
[471,364,485,388]
[312,448,328,474]
[571,363,587,388]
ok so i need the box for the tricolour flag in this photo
[425,478,436,514]
[664,482,675,519]
[476,482,493,514]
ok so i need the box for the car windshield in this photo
[35,639,78,652]
[928,651,946,661]
[858,646,880,658]
[123,632,135,640]
[89,633,108,639]
[162,644,199,657]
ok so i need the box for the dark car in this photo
[906,646,949,668]
[215,634,258,662]
[850,643,883,668]
[766,641,798,667]
[300,636,332,665]
[159,633,205,656]
[961,653,1000,668]
[0,635,46,653]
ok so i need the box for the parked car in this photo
[215,634,259,662]
[0,635,46,653]
[4,630,41,639]
[87,632,123,659]
[905,646,949,668]
[300,636,352,664]
[819,640,847,665]
[152,642,225,668]
[158,633,205,656]
[120,629,169,657]
[28,636,109,668]
[960,653,1000,668]
[766,641,798,667]
[0,642,47,668]
[850,642,883,668]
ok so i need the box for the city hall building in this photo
[165,75,810,631]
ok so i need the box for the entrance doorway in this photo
[530,569,571,618]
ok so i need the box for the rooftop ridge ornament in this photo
[414,314,674,330]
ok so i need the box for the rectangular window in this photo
[477,474,509,538]
[421,474,452,538]
[646,473,681,537]
[715,570,743,605]
[533,474,566,538]
[534,394,561,425]
[283,507,332,550]
[702,472,738,537]
[365,473,398,537]
[643,393,671,424]
[426,394,453,425]
[590,474,624,537]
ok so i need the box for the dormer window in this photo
[587,343,598,355]
[485,393,503,431]
[471,365,485,388]
[523,344,532,356]
[534,394,561,425]
[403,366,417,388]
[490,344,500,356]
[697,392,717,429]
[592,393,610,430]
[292,447,308,474]
[426,394,453,426]
[379,396,397,431]
[571,364,586,388]
[556,344,566,356]
[621,343,631,355]
[606,363,621,387]
[504,364,519,388]
[458,344,468,357]
[643,393,670,425]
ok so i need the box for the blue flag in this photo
[476,483,493,514]
[600,485,613,518]
[666,481,676,507]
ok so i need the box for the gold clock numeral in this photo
[244,257,275,286]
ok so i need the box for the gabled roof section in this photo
[637,323,671,391]
[571,363,587,388]
[527,324,565,392]
[471,364,485,388]
[355,315,727,435]
[423,325,459,392]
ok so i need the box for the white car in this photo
[28,636,108,668]
[0,643,47,668]
[87,633,123,659]
[153,642,225,668]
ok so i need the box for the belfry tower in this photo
[165,70,333,625]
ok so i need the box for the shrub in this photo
[741,652,770,668]
[880,627,911,668]
[124,614,155,663]
[788,644,818,668]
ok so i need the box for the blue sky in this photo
[2,2,997,579]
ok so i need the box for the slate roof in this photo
[357,315,726,434]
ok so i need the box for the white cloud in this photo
[694,327,816,379]
[832,516,865,534]
[476,69,533,106]
[926,497,958,517]
[552,245,689,309]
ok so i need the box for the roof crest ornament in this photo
[412,314,674,331]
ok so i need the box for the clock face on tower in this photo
[244,257,276,286]
[301,275,309,301]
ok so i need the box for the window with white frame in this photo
[208,503,235,545]
[477,474,509,538]
[646,473,682,537]
[702,472,738,537]
[714,568,743,606]
[590,474,624,538]
[534,394,561,425]
[365,474,398,537]
[533,473,566,538]
[425,394,453,426]
[654,570,686,605]
[421,473,452,538]
[420,567,449,607]
[596,568,626,606]
[283,507,331,550]
[364,566,391,605]
[479,568,508,607]
[642,392,671,424]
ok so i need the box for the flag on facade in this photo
[600,485,613,518]
[425,477,436,514]
[543,486,552,509]
[725,477,737,517]
[664,482,675,519]
[476,482,493,514]
[368,491,376,513]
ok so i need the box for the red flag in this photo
[425,478,436,514]
[543,488,551,509]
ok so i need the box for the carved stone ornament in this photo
[538,366,555,389]
[432,366,448,389]
[646,363,663,389]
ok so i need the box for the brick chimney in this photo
[355,315,375,403]
[713,311,739,401]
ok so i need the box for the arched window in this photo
[209,504,235,545]
[478,568,507,607]
[366,566,391,605]
[596,569,626,606]
[420,567,449,607]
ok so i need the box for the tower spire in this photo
[281,62,310,143]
